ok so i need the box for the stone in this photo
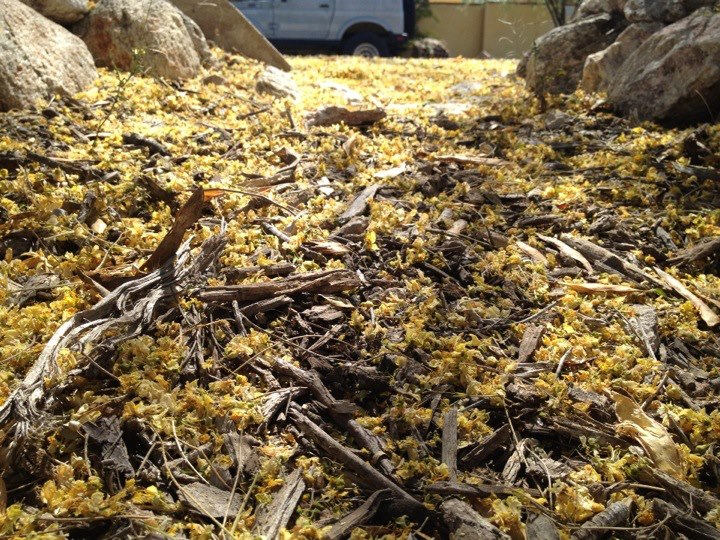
[573,0,626,19]
[75,0,210,80]
[409,38,450,58]
[582,22,661,93]
[168,0,291,72]
[20,0,88,24]
[624,0,715,23]
[0,0,96,111]
[522,13,624,94]
[608,9,720,124]
[256,66,298,99]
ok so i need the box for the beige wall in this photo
[419,2,555,59]
[418,4,485,59]
[483,3,555,58]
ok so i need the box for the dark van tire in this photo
[342,33,390,58]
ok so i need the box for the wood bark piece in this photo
[517,324,546,363]
[272,358,395,477]
[570,497,633,540]
[427,481,541,498]
[538,234,593,273]
[560,235,653,285]
[639,467,720,514]
[441,498,510,540]
[442,408,458,482]
[668,236,720,267]
[178,481,242,519]
[198,269,361,304]
[324,490,393,540]
[83,415,134,481]
[253,469,305,538]
[224,262,296,282]
[289,407,424,515]
[652,498,720,540]
[141,188,223,273]
[339,184,382,222]
[123,133,170,156]
[459,424,512,469]
[628,304,660,356]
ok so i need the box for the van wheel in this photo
[342,33,389,58]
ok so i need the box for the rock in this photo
[409,38,450,58]
[624,0,715,23]
[582,22,661,93]
[75,0,210,80]
[608,9,720,124]
[256,66,298,99]
[202,74,227,86]
[20,0,88,24]
[0,0,96,111]
[168,0,291,72]
[573,0,626,19]
[522,13,624,94]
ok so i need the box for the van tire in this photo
[342,33,389,58]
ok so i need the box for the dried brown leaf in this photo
[655,267,720,327]
[612,392,684,479]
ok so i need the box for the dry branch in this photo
[198,269,361,304]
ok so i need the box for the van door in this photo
[231,0,275,37]
[272,0,336,40]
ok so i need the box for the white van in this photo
[231,0,415,57]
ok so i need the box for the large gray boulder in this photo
[0,0,96,111]
[20,0,88,24]
[76,0,210,80]
[623,0,716,23]
[608,9,720,124]
[582,22,661,93]
[521,14,624,94]
[573,0,626,19]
